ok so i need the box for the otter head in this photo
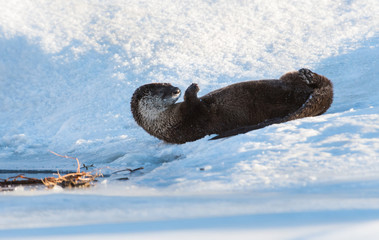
[131,83,181,122]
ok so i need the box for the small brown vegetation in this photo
[0,151,102,191]
[41,151,103,188]
[1,151,145,191]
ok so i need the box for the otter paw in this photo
[298,68,314,85]
[186,83,200,94]
[184,83,200,101]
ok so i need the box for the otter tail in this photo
[211,69,333,140]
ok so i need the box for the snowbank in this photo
[1,0,379,238]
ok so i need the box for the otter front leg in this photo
[184,83,200,102]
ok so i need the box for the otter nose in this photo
[173,88,181,95]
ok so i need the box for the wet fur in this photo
[131,69,333,143]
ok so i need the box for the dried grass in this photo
[40,151,103,188]
[1,151,144,191]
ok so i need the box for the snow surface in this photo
[1,0,379,239]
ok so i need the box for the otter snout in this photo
[161,86,181,104]
[172,87,181,98]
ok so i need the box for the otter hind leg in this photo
[298,68,314,85]
[284,69,333,120]
[280,68,326,89]
[298,68,331,89]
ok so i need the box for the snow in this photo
[1,0,379,238]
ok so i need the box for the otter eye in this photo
[173,89,180,95]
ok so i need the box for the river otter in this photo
[131,69,333,144]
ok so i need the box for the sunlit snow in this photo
[0,0,379,239]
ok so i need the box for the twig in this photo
[49,150,81,173]
[0,175,43,186]
[112,167,144,174]
[81,164,95,170]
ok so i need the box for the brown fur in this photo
[131,69,333,143]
